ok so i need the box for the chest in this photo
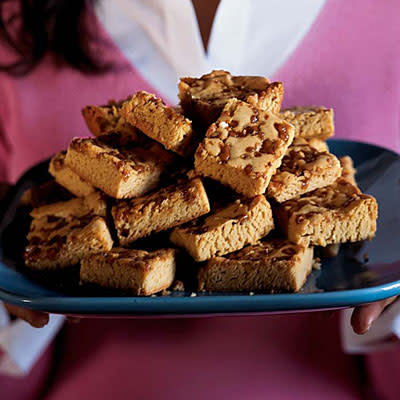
[4,0,400,182]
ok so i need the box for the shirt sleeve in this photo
[0,303,64,376]
[341,302,400,354]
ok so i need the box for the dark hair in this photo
[0,0,110,76]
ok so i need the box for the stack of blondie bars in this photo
[23,70,378,296]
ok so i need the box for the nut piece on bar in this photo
[199,240,313,293]
[179,70,283,127]
[49,151,96,197]
[194,98,295,197]
[65,136,174,199]
[82,98,139,139]
[280,106,334,140]
[275,178,378,247]
[80,248,176,296]
[291,137,329,153]
[112,178,210,246]
[121,91,195,156]
[25,192,113,270]
[170,196,274,261]
[267,144,342,203]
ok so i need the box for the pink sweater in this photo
[0,0,399,399]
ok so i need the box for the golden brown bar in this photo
[65,136,174,199]
[170,196,274,261]
[112,178,210,246]
[80,248,176,296]
[25,192,113,269]
[121,91,196,156]
[267,144,342,202]
[199,240,313,293]
[49,151,96,197]
[280,106,334,140]
[179,70,283,127]
[195,98,295,197]
[275,178,378,246]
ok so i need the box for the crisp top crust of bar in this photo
[277,144,338,175]
[180,70,272,106]
[178,196,264,234]
[68,136,173,178]
[226,239,306,262]
[196,99,294,176]
[124,91,193,128]
[30,192,106,220]
[95,248,175,266]
[113,178,207,217]
[279,178,373,218]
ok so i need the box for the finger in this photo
[4,304,49,328]
[351,296,398,335]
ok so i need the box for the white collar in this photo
[95,0,325,102]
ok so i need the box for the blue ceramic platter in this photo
[0,140,399,316]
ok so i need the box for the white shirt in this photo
[94,0,325,102]
[2,0,398,377]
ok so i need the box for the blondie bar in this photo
[121,91,195,156]
[339,156,357,186]
[198,240,313,293]
[25,192,113,269]
[280,106,334,140]
[320,156,357,257]
[65,136,174,199]
[112,178,210,246]
[82,98,139,139]
[170,196,274,261]
[179,70,283,127]
[80,248,176,296]
[267,144,342,202]
[194,98,295,197]
[49,151,95,197]
[275,178,378,246]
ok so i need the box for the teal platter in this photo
[0,140,399,316]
